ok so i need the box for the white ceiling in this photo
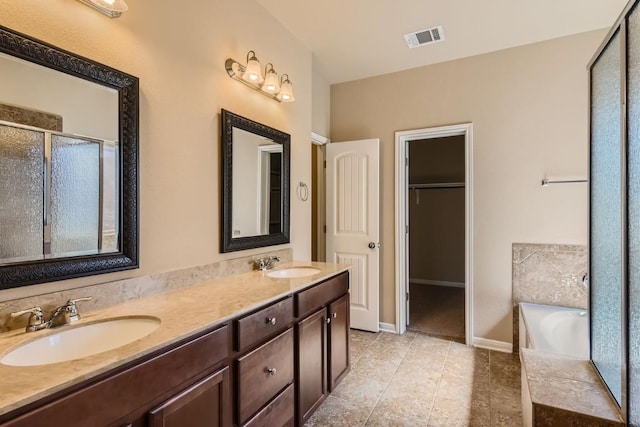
[256,0,628,84]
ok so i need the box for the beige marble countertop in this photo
[0,261,349,417]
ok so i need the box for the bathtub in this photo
[519,302,589,359]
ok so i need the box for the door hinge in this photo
[406,291,409,302]
[405,157,408,167]
[405,225,409,234]
[324,160,327,168]
[323,225,326,233]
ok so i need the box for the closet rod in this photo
[409,182,465,190]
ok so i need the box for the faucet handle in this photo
[255,258,268,270]
[10,306,43,318]
[10,306,47,332]
[66,297,92,322]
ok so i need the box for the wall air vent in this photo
[403,26,445,48]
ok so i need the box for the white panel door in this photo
[326,139,380,332]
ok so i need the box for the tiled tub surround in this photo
[512,243,588,352]
[519,304,623,426]
[0,248,292,332]
[520,349,623,426]
[0,259,347,416]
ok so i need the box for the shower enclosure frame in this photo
[588,0,640,423]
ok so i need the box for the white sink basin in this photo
[1,316,161,367]
[267,267,321,279]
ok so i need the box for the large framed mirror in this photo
[0,25,139,289]
[221,109,290,252]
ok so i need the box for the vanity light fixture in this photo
[225,51,295,103]
[77,0,128,18]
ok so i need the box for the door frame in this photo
[395,123,473,345]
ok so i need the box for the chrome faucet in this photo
[48,297,93,328]
[10,297,93,332]
[255,256,280,271]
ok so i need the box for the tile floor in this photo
[306,330,523,427]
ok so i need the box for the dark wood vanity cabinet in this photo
[296,272,350,425]
[0,271,350,427]
[0,325,231,427]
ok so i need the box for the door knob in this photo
[368,242,376,249]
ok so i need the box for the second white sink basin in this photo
[1,316,161,367]
[267,267,321,279]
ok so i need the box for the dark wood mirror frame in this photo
[0,25,139,289]
[221,109,290,252]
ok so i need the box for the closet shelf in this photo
[409,182,465,190]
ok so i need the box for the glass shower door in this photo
[628,4,640,424]
[50,134,101,258]
[590,30,623,406]
[0,123,44,263]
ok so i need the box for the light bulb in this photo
[262,64,280,94]
[242,51,264,84]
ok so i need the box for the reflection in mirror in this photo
[221,109,290,252]
[0,25,138,289]
[0,122,119,264]
[231,127,282,237]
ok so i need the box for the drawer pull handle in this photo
[266,317,277,325]
[266,367,277,376]
[333,312,338,318]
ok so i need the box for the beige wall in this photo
[331,31,604,343]
[0,54,118,140]
[312,61,331,137]
[0,0,313,301]
[311,60,330,262]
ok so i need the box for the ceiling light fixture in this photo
[225,51,295,103]
[76,0,128,18]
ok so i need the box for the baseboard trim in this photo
[379,322,397,333]
[472,337,512,353]
[409,279,465,289]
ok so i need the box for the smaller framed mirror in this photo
[221,109,290,252]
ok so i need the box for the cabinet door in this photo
[297,308,327,425]
[328,293,350,391]
[148,366,230,427]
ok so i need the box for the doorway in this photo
[395,124,473,344]
[311,133,327,262]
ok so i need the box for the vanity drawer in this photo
[235,296,294,352]
[242,383,294,427]
[237,328,294,425]
[296,272,349,317]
